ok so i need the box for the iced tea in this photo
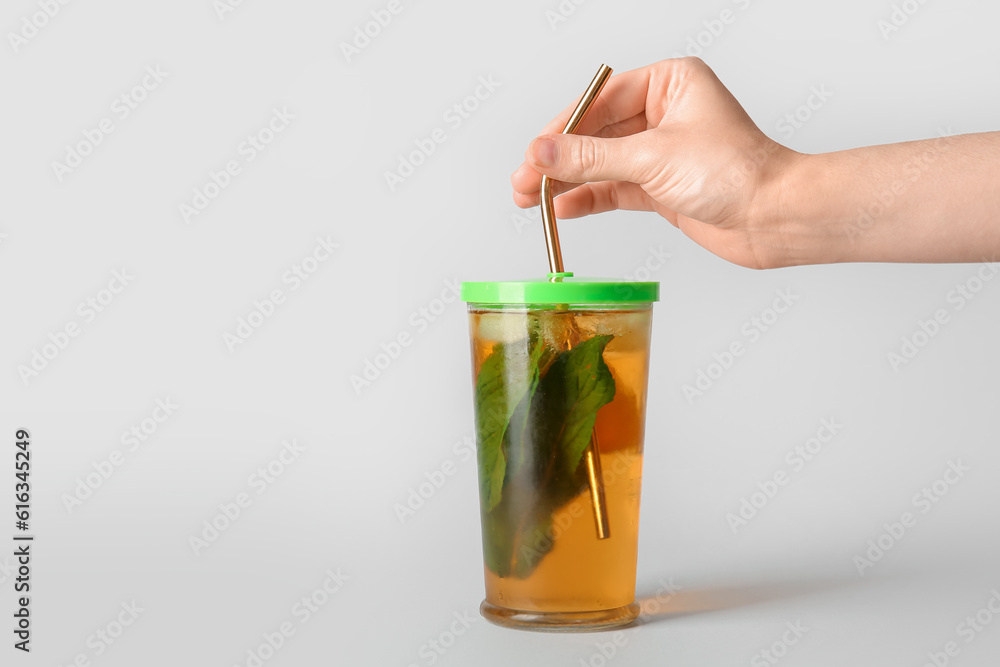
[468,306,652,630]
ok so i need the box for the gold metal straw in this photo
[540,64,613,540]
[541,64,613,274]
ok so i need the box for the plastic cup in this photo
[460,273,658,631]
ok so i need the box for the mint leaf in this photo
[503,345,556,477]
[532,334,617,485]
[481,333,617,579]
[474,336,545,512]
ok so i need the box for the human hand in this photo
[511,58,800,270]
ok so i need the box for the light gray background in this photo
[2,0,1000,665]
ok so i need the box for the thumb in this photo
[527,133,652,185]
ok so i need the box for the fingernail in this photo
[532,138,559,168]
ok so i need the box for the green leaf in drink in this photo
[473,336,546,512]
[475,328,616,578]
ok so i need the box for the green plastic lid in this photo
[461,272,659,305]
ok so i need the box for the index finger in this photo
[535,63,653,139]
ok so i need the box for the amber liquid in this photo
[469,307,652,618]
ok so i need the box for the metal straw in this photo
[540,64,613,274]
[540,64,613,540]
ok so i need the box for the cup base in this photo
[480,600,640,632]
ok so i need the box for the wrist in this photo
[749,149,850,268]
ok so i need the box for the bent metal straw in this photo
[539,64,614,540]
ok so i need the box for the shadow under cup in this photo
[461,275,658,632]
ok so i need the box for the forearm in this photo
[769,132,1000,266]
